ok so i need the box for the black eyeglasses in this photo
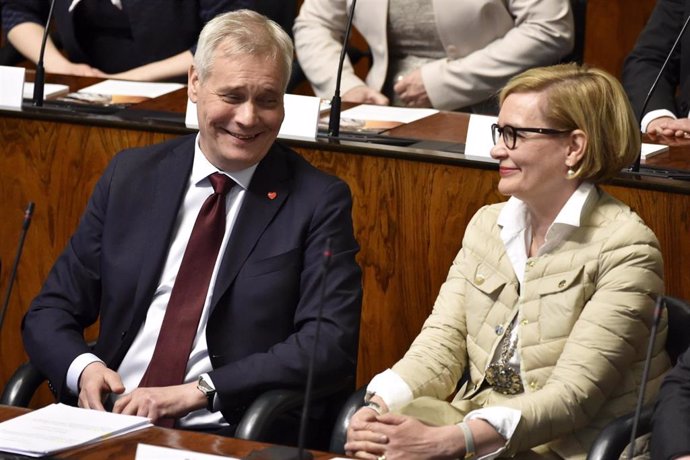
[491,123,572,150]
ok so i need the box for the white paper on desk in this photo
[78,79,184,98]
[22,82,70,100]
[641,142,669,159]
[0,403,151,457]
[340,104,438,124]
[278,94,320,141]
[0,65,25,111]
[465,114,497,159]
[186,93,321,142]
[136,443,239,460]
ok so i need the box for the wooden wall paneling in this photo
[584,0,657,76]
[603,183,690,300]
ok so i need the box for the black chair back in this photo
[586,295,690,460]
[663,296,690,364]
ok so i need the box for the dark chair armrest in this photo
[329,385,367,454]
[235,378,353,442]
[0,361,46,407]
[586,405,654,460]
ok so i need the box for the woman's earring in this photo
[566,166,576,179]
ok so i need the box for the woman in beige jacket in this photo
[345,64,669,459]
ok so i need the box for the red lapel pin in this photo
[267,192,277,200]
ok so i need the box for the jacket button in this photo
[526,260,535,268]
[474,274,485,285]
[558,280,566,288]
[529,381,538,390]
[495,325,504,335]
[520,319,529,326]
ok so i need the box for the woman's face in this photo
[490,91,580,209]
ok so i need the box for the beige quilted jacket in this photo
[392,189,669,458]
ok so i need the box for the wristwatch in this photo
[197,375,216,411]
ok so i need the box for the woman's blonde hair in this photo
[500,63,639,183]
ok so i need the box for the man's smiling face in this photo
[188,47,285,171]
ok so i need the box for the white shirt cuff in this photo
[366,369,413,412]
[66,353,104,395]
[640,109,677,133]
[462,406,521,460]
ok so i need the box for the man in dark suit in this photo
[622,0,690,138]
[0,0,297,82]
[22,9,362,431]
[652,347,690,459]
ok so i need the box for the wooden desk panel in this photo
[0,405,335,459]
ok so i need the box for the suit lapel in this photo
[210,145,292,307]
[128,138,194,331]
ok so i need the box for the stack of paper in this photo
[641,142,669,159]
[73,79,185,105]
[135,443,237,459]
[0,403,151,457]
[319,104,438,134]
[22,82,70,100]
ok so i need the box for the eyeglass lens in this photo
[491,124,516,149]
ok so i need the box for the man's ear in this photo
[188,65,199,103]
[567,129,587,165]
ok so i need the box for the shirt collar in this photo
[192,134,257,190]
[498,182,596,234]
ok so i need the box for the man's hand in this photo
[346,406,389,459]
[647,117,690,138]
[111,382,206,422]
[393,69,432,108]
[346,412,464,460]
[343,85,390,105]
[78,362,125,411]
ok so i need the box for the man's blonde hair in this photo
[194,9,293,91]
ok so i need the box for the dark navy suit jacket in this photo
[622,0,690,121]
[22,135,362,424]
[652,346,690,459]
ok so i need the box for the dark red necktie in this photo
[139,173,233,426]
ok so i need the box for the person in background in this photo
[293,0,574,113]
[21,9,362,438]
[345,64,668,459]
[0,4,21,66]
[622,0,690,138]
[0,0,296,82]
[652,346,690,460]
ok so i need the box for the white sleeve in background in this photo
[641,109,678,133]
